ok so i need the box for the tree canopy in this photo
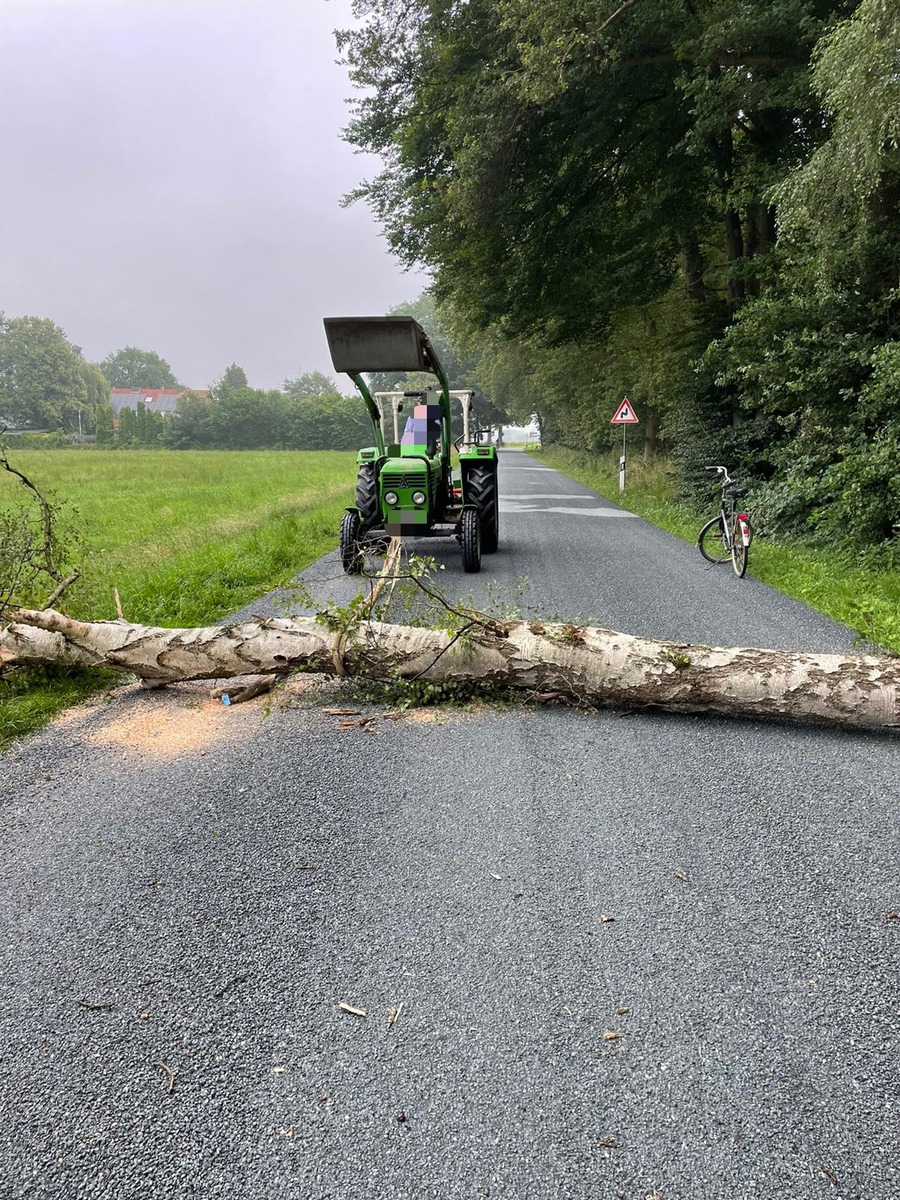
[339,0,836,333]
[338,0,900,559]
[215,363,249,391]
[100,346,180,389]
[0,315,97,432]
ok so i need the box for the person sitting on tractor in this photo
[401,403,442,456]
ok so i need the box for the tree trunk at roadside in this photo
[643,409,658,460]
[2,609,897,730]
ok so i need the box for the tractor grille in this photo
[387,472,427,490]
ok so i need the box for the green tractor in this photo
[323,316,499,574]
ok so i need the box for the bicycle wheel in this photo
[698,515,731,564]
[731,515,748,578]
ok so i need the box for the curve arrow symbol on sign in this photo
[611,399,639,424]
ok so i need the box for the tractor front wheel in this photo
[356,463,380,528]
[460,508,481,573]
[466,465,499,552]
[340,511,364,575]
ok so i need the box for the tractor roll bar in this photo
[374,388,475,445]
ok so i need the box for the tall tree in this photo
[117,406,137,446]
[161,391,213,450]
[215,363,249,391]
[100,346,179,389]
[282,371,342,398]
[338,0,839,340]
[0,314,91,431]
[684,0,900,545]
[777,0,900,278]
[283,375,373,450]
[207,388,288,450]
[94,404,115,446]
[337,0,900,558]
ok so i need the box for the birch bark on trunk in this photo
[2,609,897,730]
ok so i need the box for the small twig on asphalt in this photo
[337,715,378,731]
[213,973,249,1000]
[77,999,117,1012]
[338,1002,367,1017]
[153,1061,176,1094]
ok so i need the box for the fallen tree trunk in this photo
[1,608,897,729]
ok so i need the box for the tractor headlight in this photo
[384,491,398,506]
[412,491,426,506]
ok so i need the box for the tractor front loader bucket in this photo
[323,317,440,376]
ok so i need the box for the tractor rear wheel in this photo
[340,511,364,575]
[460,508,481,573]
[356,463,380,528]
[466,465,499,552]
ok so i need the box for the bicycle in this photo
[697,466,752,578]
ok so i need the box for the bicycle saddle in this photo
[725,484,746,496]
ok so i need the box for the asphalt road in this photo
[1,450,897,1200]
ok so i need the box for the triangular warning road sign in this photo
[611,398,639,424]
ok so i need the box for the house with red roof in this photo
[109,388,207,429]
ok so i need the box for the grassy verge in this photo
[1,449,357,748]
[536,445,900,655]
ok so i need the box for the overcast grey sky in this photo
[0,0,429,389]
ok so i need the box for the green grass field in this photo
[1,449,358,746]
[2,449,357,622]
[537,446,900,655]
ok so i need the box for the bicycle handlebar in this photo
[704,464,734,487]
